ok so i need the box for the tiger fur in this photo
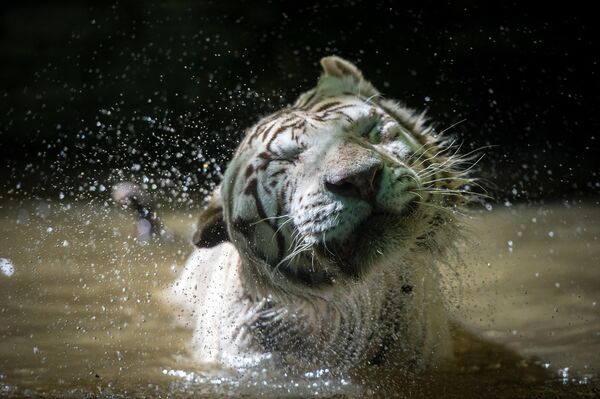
[166,56,473,375]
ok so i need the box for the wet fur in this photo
[166,56,475,374]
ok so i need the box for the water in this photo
[0,200,598,398]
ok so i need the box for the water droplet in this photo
[0,258,15,277]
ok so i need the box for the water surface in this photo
[0,200,598,397]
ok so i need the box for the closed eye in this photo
[272,145,305,163]
[352,116,382,144]
[365,121,381,144]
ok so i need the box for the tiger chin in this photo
[164,56,473,377]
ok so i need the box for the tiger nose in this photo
[325,160,383,202]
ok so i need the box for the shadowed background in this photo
[1,1,599,206]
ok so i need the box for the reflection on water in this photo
[0,200,598,397]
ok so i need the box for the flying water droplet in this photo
[0,258,14,277]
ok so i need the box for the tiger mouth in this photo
[311,199,419,273]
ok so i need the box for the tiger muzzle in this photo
[323,144,383,204]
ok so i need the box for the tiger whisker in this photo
[409,191,425,200]
[421,176,489,195]
[399,172,420,185]
[455,153,486,174]
[452,144,497,161]
[414,149,460,174]
[420,177,473,187]
[410,140,457,169]
[412,142,492,181]
[415,200,469,218]
[414,187,492,198]
[416,161,455,179]
[288,229,303,251]
[414,188,492,200]
[275,242,312,272]
[271,217,293,243]
[363,93,381,105]
[251,214,290,226]
[321,232,335,258]
[438,119,467,135]
[405,141,434,164]
[417,153,485,181]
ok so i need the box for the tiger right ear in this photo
[294,56,379,108]
[192,187,228,248]
[320,56,364,81]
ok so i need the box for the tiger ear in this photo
[192,187,228,248]
[320,56,364,81]
[294,56,378,108]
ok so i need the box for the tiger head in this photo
[194,56,470,294]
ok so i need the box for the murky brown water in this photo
[1,200,599,398]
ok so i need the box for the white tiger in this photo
[164,56,472,375]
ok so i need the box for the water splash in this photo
[0,258,14,277]
[161,366,359,397]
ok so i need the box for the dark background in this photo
[1,1,599,207]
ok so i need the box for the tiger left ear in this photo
[192,187,228,248]
[320,56,364,81]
